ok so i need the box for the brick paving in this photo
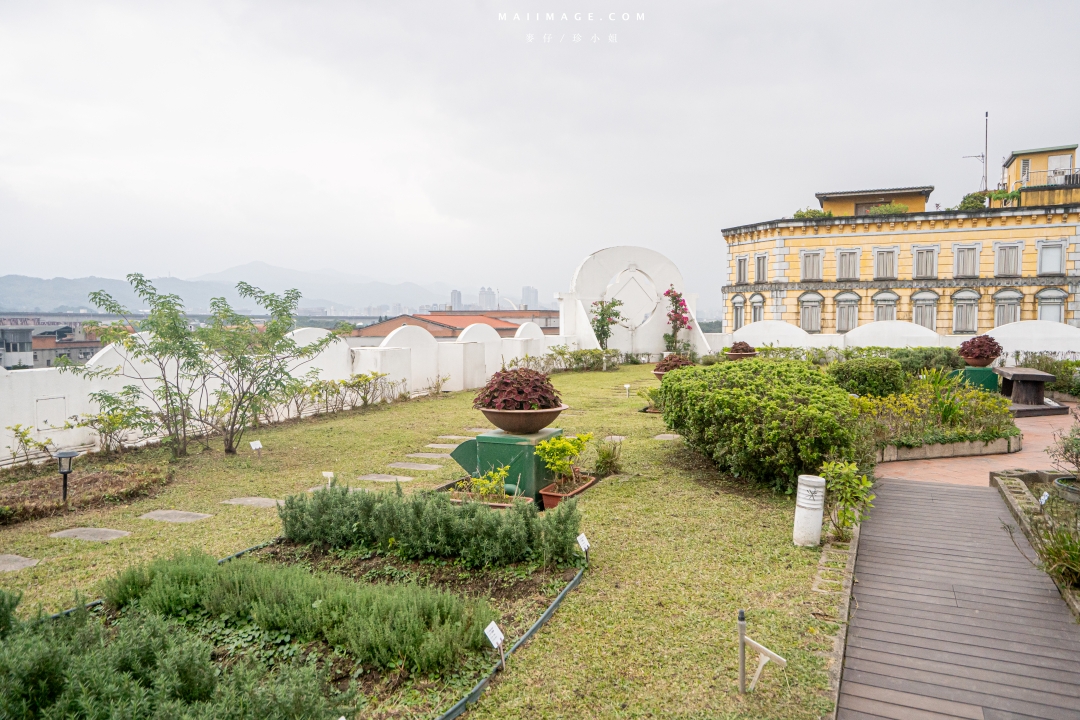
[874,414,1073,487]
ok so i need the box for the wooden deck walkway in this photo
[837,478,1080,720]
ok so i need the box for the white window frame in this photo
[749,293,765,323]
[835,248,861,281]
[951,290,980,334]
[731,295,745,331]
[835,292,860,333]
[1037,288,1067,323]
[800,251,824,282]
[994,241,1023,278]
[799,293,823,333]
[952,243,981,279]
[735,256,749,285]
[911,290,939,331]
[993,289,1022,327]
[873,246,899,281]
[754,253,769,284]
[912,244,939,280]
[872,290,898,322]
[1037,240,1066,276]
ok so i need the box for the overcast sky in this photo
[2,1,1077,315]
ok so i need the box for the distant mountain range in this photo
[0,262,458,315]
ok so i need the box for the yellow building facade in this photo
[723,173,1080,336]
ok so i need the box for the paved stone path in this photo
[0,554,38,572]
[220,497,278,508]
[653,433,680,440]
[604,435,626,442]
[837,478,1080,719]
[49,528,130,541]
[139,510,212,523]
[875,415,1070,487]
[388,462,441,471]
[426,443,459,449]
[439,435,472,440]
[358,474,413,482]
[406,452,451,459]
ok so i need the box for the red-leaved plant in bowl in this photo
[958,335,1002,367]
[472,368,567,434]
[653,353,694,381]
[727,341,757,360]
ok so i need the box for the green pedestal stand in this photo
[450,428,561,503]
[951,367,999,393]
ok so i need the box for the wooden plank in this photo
[840,682,984,719]
[848,616,1080,658]
[847,598,1080,639]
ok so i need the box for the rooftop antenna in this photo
[963,112,989,191]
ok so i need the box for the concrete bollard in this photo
[793,474,826,546]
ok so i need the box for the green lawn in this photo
[1,365,838,719]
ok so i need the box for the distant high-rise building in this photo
[521,286,539,309]
[478,287,496,310]
[450,289,462,310]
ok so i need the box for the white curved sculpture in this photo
[732,321,812,348]
[987,320,1080,359]
[843,321,941,348]
[560,246,710,355]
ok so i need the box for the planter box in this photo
[538,475,598,510]
[432,479,533,509]
[876,434,1022,463]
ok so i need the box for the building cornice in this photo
[721,275,1077,295]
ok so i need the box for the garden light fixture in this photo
[624,383,631,398]
[55,450,79,506]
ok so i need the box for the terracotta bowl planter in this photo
[652,370,666,382]
[961,355,997,368]
[726,351,758,361]
[539,474,599,510]
[479,404,569,434]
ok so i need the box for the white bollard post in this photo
[793,474,826,547]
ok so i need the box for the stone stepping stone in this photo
[438,435,472,440]
[358,474,413,482]
[49,528,130,542]
[0,554,38,572]
[139,510,212,523]
[406,453,451,459]
[426,443,459,449]
[389,462,442,471]
[654,434,681,440]
[220,497,278,508]
[604,435,626,442]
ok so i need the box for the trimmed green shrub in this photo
[278,486,581,568]
[104,550,495,676]
[826,358,905,397]
[886,346,964,374]
[0,598,346,719]
[659,360,857,492]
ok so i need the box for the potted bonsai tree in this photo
[536,433,597,509]
[473,368,568,434]
[726,341,757,361]
[653,353,694,381]
[958,335,1002,367]
[444,465,533,509]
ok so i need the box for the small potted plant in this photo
[443,465,533,509]
[726,341,757,361]
[473,368,568,434]
[536,433,597,509]
[653,353,694,381]
[958,335,1002,367]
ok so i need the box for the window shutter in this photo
[800,303,821,333]
[736,258,747,284]
[755,256,767,283]
[915,249,935,279]
[838,252,858,280]
[803,253,821,281]
[1039,245,1063,275]
[997,246,1020,276]
[837,303,858,332]
[733,305,744,330]
[1038,302,1064,323]
[913,303,936,330]
[956,247,977,277]
[953,302,977,333]
[875,251,895,279]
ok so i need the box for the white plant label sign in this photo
[484,621,504,649]
[249,440,263,450]
[322,471,335,481]
[1040,491,1050,505]
[577,533,590,553]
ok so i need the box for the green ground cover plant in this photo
[821,461,874,542]
[104,550,494,676]
[278,486,582,568]
[659,360,858,492]
[826,357,905,397]
[2,366,841,719]
[0,591,347,719]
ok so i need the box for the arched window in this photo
[911,290,939,332]
[994,289,1023,327]
[834,291,860,333]
[799,292,823,333]
[1037,288,1067,323]
[872,291,899,322]
[731,294,745,331]
[952,289,980,334]
[750,293,765,323]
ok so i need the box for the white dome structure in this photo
[731,320,812,348]
[843,321,941,348]
[987,320,1080,359]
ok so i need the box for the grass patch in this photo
[2,366,840,718]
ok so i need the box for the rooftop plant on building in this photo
[536,433,596,509]
[662,285,693,353]
[958,334,1003,367]
[653,353,694,381]
[793,207,833,219]
[472,368,567,433]
[866,202,909,216]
